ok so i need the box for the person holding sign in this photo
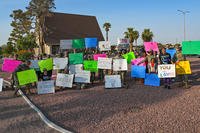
[159,47,173,89]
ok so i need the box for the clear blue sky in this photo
[0,0,200,46]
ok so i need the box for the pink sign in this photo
[144,42,159,52]
[131,57,146,66]
[93,54,107,60]
[2,59,22,73]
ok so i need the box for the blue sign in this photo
[85,38,98,48]
[166,49,176,59]
[144,73,160,86]
[131,65,146,78]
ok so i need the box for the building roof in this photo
[44,12,104,45]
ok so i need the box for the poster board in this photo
[75,71,90,83]
[105,75,122,88]
[0,78,3,92]
[131,57,146,66]
[99,41,111,51]
[182,41,200,55]
[166,49,176,59]
[30,60,39,69]
[113,59,128,71]
[72,39,85,49]
[176,61,192,75]
[56,73,74,88]
[93,54,107,61]
[37,80,55,94]
[17,69,38,86]
[69,64,83,74]
[144,42,159,52]
[83,60,98,72]
[38,58,53,72]
[98,57,112,70]
[158,64,176,78]
[122,52,135,64]
[2,59,22,73]
[69,53,83,65]
[60,40,72,49]
[85,38,98,48]
[53,58,68,70]
[117,38,129,44]
[144,74,160,86]
[131,65,146,78]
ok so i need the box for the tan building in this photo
[35,12,104,55]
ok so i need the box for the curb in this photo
[4,80,72,133]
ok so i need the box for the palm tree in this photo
[103,22,111,41]
[142,29,154,42]
[124,28,138,51]
[133,30,139,46]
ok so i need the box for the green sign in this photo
[69,53,83,65]
[17,69,38,86]
[122,52,135,64]
[182,41,200,55]
[83,60,98,72]
[72,39,85,49]
[38,58,53,72]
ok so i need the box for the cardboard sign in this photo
[182,41,200,55]
[158,64,176,78]
[83,60,98,72]
[85,38,98,48]
[176,61,192,75]
[105,75,122,88]
[17,69,38,86]
[131,65,146,78]
[144,74,160,86]
[118,44,129,50]
[122,52,136,64]
[69,64,83,74]
[69,53,83,65]
[75,71,90,83]
[56,73,74,88]
[113,59,128,71]
[60,40,72,49]
[93,54,107,61]
[37,80,55,94]
[98,57,112,70]
[166,49,176,59]
[2,59,22,73]
[117,38,129,44]
[131,57,146,66]
[144,42,159,52]
[99,41,111,51]
[53,58,68,70]
[38,58,53,72]
[30,60,39,69]
[0,78,3,92]
[72,39,85,49]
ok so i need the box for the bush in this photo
[16,50,34,61]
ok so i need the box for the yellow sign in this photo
[176,61,192,75]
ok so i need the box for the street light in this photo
[177,10,190,40]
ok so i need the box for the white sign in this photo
[158,64,176,78]
[117,38,129,45]
[75,71,90,83]
[0,78,3,92]
[30,60,39,69]
[99,41,111,51]
[105,75,122,88]
[56,73,74,88]
[113,59,128,71]
[98,57,112,69]
[37,80,55,94]
[60,40,72,49]
[69,64,83,74]
[53,58,68,70]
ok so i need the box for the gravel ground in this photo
[27,57,200,133]
[0,57,199,133]
[0,91,59,133]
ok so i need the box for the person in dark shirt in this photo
[159,47,173,89]
[41,68,51,81]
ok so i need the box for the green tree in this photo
[8,9,32,49]
[1,43,15,56]
[103,22,111,41]
[141,29,154,42]
[124,28,136,51]
[133,30,139,46]
[26,0,56,54]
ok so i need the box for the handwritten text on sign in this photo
[98,57,112,70]
[37,80,55,94]
[56,73,74,88]
[158,64,176,78]
[105,75,122,88]
[75,71,90,83]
